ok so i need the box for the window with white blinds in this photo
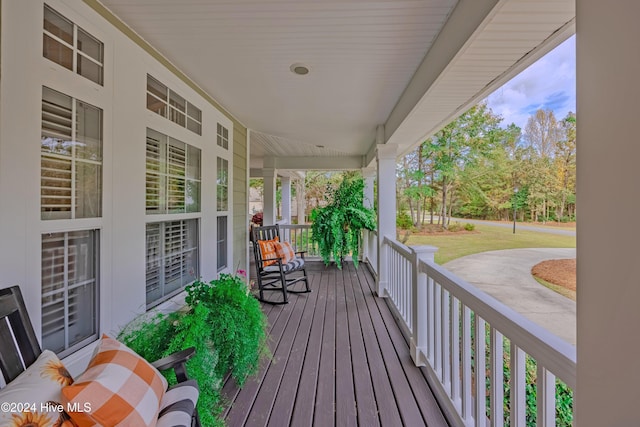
[41,87,102,220]
[146,129,201,214]
[146,220,199,307]
[146,75,202,135]
[216,123,229,149]
[41,230,99,357]
[43,5,104,85]
[217,157,228,211]
[217,216,228,271]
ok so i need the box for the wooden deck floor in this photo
[221,261,449,427]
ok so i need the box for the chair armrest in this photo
[152,347,196,383]
[295,250,306,259]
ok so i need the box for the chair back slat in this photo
[252,225,279,242]
[0,286,41,385]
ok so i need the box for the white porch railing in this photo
[380,235,576,427]
[278,224,320,258]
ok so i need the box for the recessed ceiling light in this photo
[290,63,310,75]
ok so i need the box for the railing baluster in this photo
[462,304,473,423]
[510,343,526,427]
[475,316,487,427]
[442,287,451,393]
[427,276,435,365]
[403,258,408,329]
[491,328,504,427]
[435,281,443,380]
[537,365,555,427]
[451,297,461,410]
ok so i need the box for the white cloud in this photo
[485,35,576,129]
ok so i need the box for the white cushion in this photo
[0,350,75,426]
[157,379,199,427]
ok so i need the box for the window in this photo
[43,5,104,85]
[41,230,99,357]
[216,123,229,149]
[146,75,202,135]
[41,87,102,220]
[187,104,202,135]
[146,129,201,214]
[146,220,199,307]
[217,216,228,271]
[217,157,228,211]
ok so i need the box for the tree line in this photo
[397,103,576,228]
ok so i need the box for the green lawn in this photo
[406,224,576,264]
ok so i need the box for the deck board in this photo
[335,266,357,427]
[223,261,449,427]
[314,267,337,426]
[288,267,329,427]
[343,263,380,427]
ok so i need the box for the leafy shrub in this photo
[448,222,463,232]
[464,223,475,231]
[396,211,413,229]
[119,273,269,426]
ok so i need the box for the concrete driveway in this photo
[444,248,576,345]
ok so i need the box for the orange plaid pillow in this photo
[275,241,296,264]
[258,237,279,267]
[61,334,167,427]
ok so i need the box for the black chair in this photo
[0,285,201,427]
[252,224,311,304]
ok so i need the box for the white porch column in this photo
[296,175,306,224]
[362,167,375,209]
[577,2,640,425]
[376,142,397,297]
[281,176,291,224]
[361,167,376,262]
[262,167,277,226]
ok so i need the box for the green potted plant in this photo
[118,270,269,426]
[310,174,376,269]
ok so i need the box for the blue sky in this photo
[485,35,576,129]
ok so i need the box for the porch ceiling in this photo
[98,0,574,170]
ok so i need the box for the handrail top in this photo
[382,235,413,258]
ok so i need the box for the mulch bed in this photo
[531,258,576,291]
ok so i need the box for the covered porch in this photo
[2,0,639,424]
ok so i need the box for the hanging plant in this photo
[310,175,376,269]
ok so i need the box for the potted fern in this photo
[310,175,376,269]
[118,271,269,426]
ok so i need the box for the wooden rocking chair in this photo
[252,224,311,304]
